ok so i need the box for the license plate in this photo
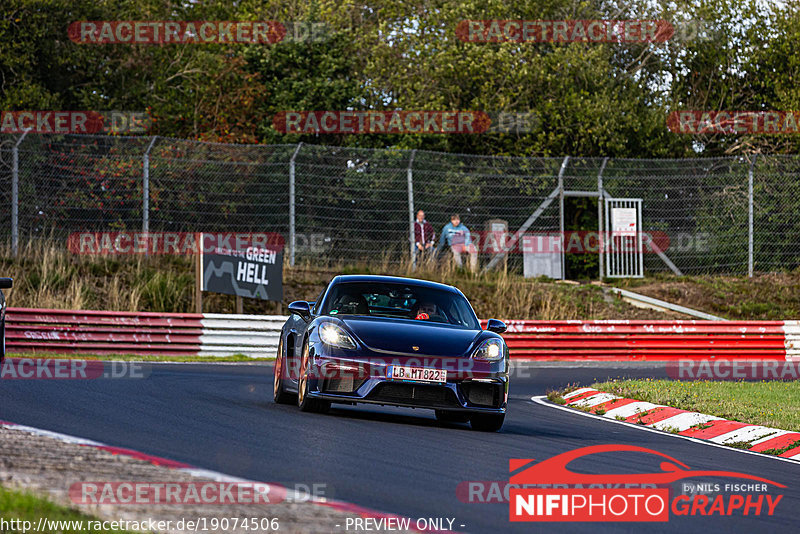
[387,365,447,384]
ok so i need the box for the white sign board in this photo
[612,207,638,236]
[522,235,563,279]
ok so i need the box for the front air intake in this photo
[462,382,502,408]
[321,375,365,393]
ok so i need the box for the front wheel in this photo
[273,336,296,404]
[297,341,330,414]
[470,413,505,432]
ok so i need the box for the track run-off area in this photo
[1,361,798,533]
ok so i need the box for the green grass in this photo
[0,239,669,320]
[591,379,800,432]
[6,239,800,320]
[611,270,800,320]
[5,352,270,363]
[0,486,135,533]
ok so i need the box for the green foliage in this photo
[0,486,135,533]
[1,0,797,156]
[138,269,193,312]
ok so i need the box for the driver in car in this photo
[413,301,440,321]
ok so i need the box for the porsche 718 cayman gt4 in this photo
[273,275,508,431]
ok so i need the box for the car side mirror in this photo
[486,318,506,334]
[288,300,311,320]
[0,278,12,289]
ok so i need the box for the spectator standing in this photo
[414,209,435,265]
[438,213,478,272]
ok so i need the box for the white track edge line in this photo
[530,395,800,467]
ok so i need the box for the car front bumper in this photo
[304,342,509,413]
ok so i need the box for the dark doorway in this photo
[563,197,600,279]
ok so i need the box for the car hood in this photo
[339,316,482,358]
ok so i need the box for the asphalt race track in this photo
[1,361,798,533]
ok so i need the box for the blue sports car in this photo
[273,275,509,431]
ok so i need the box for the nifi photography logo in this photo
[508,445,784,522]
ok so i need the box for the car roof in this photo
[330,274,460,294]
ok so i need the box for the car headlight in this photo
[318,323,357,350]
[472,338,505,361]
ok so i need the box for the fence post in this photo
[407,149,417,268]
[289,142,303,267]
[748,154,757,277]
[11,129,31,257]
[557,156,570,280]
[142,136,158,240]
[597,157,609,279]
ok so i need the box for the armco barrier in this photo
[5,309,800,360]
[198,313,284,357]
[498,320,798,360]
[5,308,284,358]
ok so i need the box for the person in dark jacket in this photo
[414,209,435,265]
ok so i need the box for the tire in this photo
[470,413,505,432]
[297,340,330,414]
[434,410,470,424]
[273,336,296,404]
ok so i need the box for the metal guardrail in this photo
[5,308,284,358]
[5,308,799,361]
[499,320,795,360]
[198,313,284,357]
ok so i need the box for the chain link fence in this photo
[1,133,798,277]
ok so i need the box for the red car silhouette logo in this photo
[510,444,785,487]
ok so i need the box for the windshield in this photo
[321,282,480,329]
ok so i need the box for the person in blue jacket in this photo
[437,213,478,272]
